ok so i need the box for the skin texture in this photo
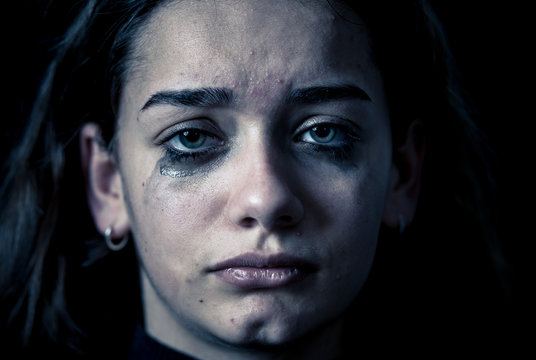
[81,0,424,358]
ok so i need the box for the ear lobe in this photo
[80,123,130,238]
[383,120,426,230]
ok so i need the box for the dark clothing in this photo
[129,325,198,360]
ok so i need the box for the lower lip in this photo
[214,267,308,289]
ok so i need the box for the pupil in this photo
[314,126,331,138]
[183,130,201,143]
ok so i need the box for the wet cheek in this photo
[134,163,225,256]
[134,177,189,255]
[134,169,226,303]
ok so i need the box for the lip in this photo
[209,252,316,290]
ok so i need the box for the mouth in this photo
[208,252,317,290]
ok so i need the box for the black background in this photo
[3,0,530,342]
[430,1,530,312]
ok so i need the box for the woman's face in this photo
[115,0,393,355]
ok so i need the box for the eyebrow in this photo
[141,87,233,111]
[140,84,371,112]
[287,85,371,104]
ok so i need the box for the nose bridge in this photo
[246,142,284,203]
[227,134,304,231]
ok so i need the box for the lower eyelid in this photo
[163,145,223,165]
[294,141,357,162]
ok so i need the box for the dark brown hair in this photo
[1,0,508,356]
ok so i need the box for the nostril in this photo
[278,215,294,225]
[270,214,297,229]
[238,215,295,230]
[228,166,305,231]
[239,217,257,228]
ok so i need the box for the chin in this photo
[211,306,338,351]
[219,317,300,347]
[204,285,352,352]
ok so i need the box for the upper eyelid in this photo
[293,117,361,137]
[293,115,360,130]
[155,119,224,144]
[154,116,360,144]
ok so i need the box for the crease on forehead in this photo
[122,0,374,113]
[130,0,368,66]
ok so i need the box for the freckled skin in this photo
[115,0,393,359]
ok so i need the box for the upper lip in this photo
[208,252,316,272]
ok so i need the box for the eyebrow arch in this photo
[141,87,233,111]
[287,85,371,104]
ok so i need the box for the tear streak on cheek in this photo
[160,166,195,178]
[155,151,229,187]
[153,157,203,189]
[158,155,200,179]
[142,157,208,208]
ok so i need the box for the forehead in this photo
[122,0,378,112]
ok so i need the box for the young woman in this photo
[1,0,509,358]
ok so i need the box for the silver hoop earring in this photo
[104,226,129,251]
[398,215,406,234]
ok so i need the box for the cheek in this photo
[310,164,390,275]
[125,161,223,270]
[309,164,388,231]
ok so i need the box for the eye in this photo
[168,128,223,152]
[302,125,337,144]
[299,124,354,146]
[293,119,361,162]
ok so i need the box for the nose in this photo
[226,145,304,232]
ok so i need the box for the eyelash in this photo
[164,145,214,163]
[161,122,360,165]
[162,128,225,164]
[294,123,360,161]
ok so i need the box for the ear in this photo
[80,122,130,239]
[382,120,426,230]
